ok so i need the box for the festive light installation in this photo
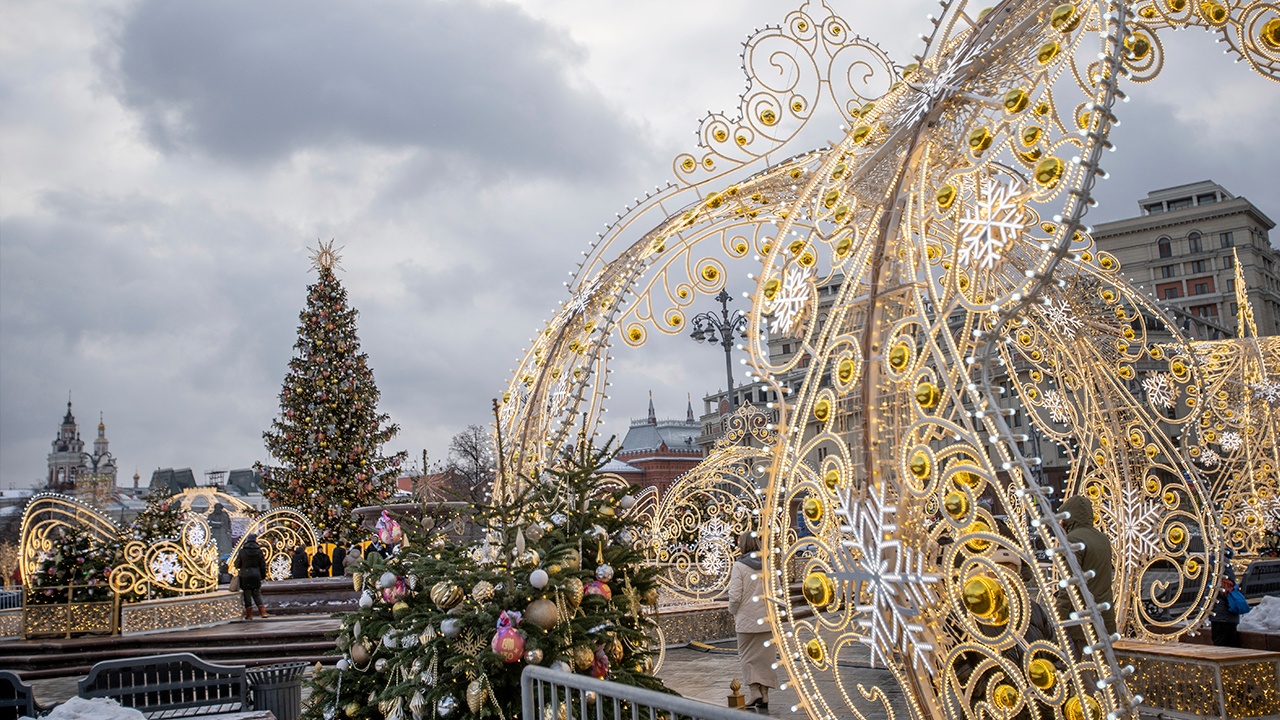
[489,1,1278,718]
[1182,254,1280,558]
[19,493,219,598]
[627,404,777,605]
[226,508,320,581]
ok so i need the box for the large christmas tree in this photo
[262,241,406,542]
[304,438,669,720]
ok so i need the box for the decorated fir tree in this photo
[129,495,182,541]
[305,438,669,720]
[26,525,119,605]
[261,241,406,542]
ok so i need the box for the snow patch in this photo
[1239,595,1280,634]
[25,697,146,720]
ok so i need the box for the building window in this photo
[1231,302,1238,316]
[1227,278,1235,292]
[1222,254,1235,269]
[1221,231,1234,247]
[1163,287,1180,300]
[1158,237,1172,258]
[782,343,791,355]
[816,446,828,461]
[1197,193,1217,205]
[1188,232,1203,253]
[1193,304,1217,317]
[1160,265,1176,278]
[1189,259,1207,273]
[1169,198,1192,211]
[1192,282,1209,295]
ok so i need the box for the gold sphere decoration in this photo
[1029,658,1057,690]
[803,496,824,523]
[962,575,1006,621]
[1065,695,1103,720]
[803,570,835,608]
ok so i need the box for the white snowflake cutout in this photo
[1042,388,1071,424]
[958,177,1025,271]
[1219,431,1243,452]
[1142,373,1179,410]
[768,263,814,335]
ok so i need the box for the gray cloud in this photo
[111,0,636,178]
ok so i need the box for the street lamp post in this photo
[689,290,749,407]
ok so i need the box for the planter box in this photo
[1114,639,1280,719]
[120,590,242,636]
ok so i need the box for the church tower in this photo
[47,400,85,492]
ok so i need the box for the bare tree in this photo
[444,425,496,504]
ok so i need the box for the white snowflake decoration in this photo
[269,554,291,580]
[694,517,734,580]
[1200,448,1221,467]
[768,263,813,335]
[545,379,569,416]
[1040,298,1083,338]
[150,551,183,585]
[834,484,940,673]
[957,177,1025,271]
[1109,485,1164,571]
[186,522,208,548]
[1142,373,1179,410]
[1042,388,1071,424]
[897,40,990,128]
[568,275,600,315]
[1219,431,1243,452]
[1252,379,1280,405]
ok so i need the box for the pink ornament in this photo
[591,647,609,679]
[375,511,403,546]
[381,578,408,603]
[491,610,525,663]
[584,581,612,601]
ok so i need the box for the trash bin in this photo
[246,661,308,720]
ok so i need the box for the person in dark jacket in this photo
[235,533,269,620]
[331,545,346,576]
[290,546,309,580]
[1054,495,1116,647]
[1210,557,1242,646]
[311,547,332,578]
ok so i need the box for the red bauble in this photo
[492,626,525,663]
[584,581,612,601]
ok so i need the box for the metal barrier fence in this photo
[521,665,751,720]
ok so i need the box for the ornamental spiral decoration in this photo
[227,508,319,581]
[496,1,1278,719]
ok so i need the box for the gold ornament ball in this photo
[526,598,560,630]
[431,581,463,609]
[992,684,1019,710]
[1028,658,1056,690]
[962,575,1005,620]
[1065,695,1102,720]
[392,601,410,618]
[472,580,495,602]
[563,577,585,609]
[344,702,362,718]
[349,641,371,666]
[572,646,594,670]
[563,548,581,570]
[607,638,624,662]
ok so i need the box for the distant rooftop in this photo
[1139,180,1233,216]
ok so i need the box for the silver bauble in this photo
[620,494,636,509]
[549,660,572,673]
[379,571,398,589]
[595,564,614,582]
[440,618,463,639]
[524,648,544,664]
[382,630,397,648]
[336,658,350,671]
[436,696,458,717]
[359,592,373,609]
[585,691,598,704]
[551,513,567,526]
[529,568,550,589]
[374,658,387,672]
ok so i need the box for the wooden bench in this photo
[1113,639,1280,719]
[78,653,246,718]
[0,670,42,720]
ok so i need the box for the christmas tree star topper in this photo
[309,239,344,273]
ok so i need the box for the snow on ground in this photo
[1239,595,1280,634]
[24,697,145,720]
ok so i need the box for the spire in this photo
[63,396,75,425]
[687,393,695,423]
[98,412,106,436]
[648,391,656,426]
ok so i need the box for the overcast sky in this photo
[2,0,1277,489]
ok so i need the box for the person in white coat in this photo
[727,531,777,710]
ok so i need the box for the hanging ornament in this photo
[430,581,463,609]
[440,618,463,639]
[349,640,371,666]
[472,580,495,602]
[525,522,545,542]
[381,578,408,604]
[529,568,550,589]
[374,658,387,672]
[563,548,581,570]
[572,645,595,671]
[549,660,572,673]
[584,580,612,600]
[379,572,398,589]
[491,610,526,662]
[382,630,398,648]
[465,680,486,714]
[619,494,636,510]
[436,696,458,718]
[607,637,624,662]
[516,549,540,568]
[595,564,614,582]
[562,577,585,610]
[526,598,559,630]
[524,647,545,664]
[409,691,427,720]
[392,600,410,618]
[344,702,361,718]
[550,513,567,527]
[591,647,610,679]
